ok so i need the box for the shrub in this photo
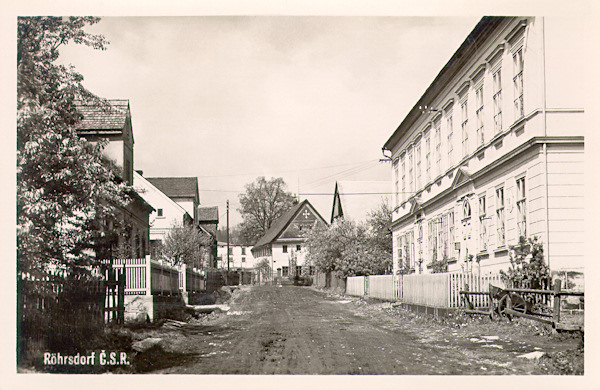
[500,236,550,289]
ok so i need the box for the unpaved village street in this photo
[133,285,581,375]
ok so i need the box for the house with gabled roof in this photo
[331,181,392,224]
[133,171,193,257]
[76,99,135,185]
[76,99,152,259]
[146,177,199,223]
[251,199,327,280]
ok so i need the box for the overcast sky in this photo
[58,16,481,226]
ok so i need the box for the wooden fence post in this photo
[118,268,125,324]
[553,279,562,325]
[145,255,152,296]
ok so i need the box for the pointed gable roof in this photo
[253,200,327,250]
[451,167,472,189]
[76,99,131,134]
[330,181,392,223]
[133,171,190,219]
[197,206,219,223]
[146,177,199,202]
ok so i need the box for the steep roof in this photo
[253,200,327,249]
[76,99,130,133]
[146,177,199,201]
[198,206,219,223]
[331,181,392,223]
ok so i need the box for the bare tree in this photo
[238,176,296,244]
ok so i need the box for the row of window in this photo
[282,244,302,253]
[396,177,527,269]
[393,44,525,208]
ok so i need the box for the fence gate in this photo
[104,268,126,324]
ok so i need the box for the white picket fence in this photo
[109,257,193,295]
[346,272,504,308]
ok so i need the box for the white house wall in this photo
[388,17,584,277]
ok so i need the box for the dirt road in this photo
[139,285,580,375]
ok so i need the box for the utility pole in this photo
[226,200,230,273]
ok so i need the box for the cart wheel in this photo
[497,295,511,320]
[509,293,528,314]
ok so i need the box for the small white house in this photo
[133,171,193,257]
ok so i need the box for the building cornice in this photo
[391,135,584,228]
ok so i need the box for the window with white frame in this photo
[406,231,414,269]
[446,109,454,167]
[436,217,443,261]
[516,177,527,239]
[493,68,503,133]
[396,235,404,269]
[417,220,423,265]
[448,210,455,257]
[496,187,505,246]
[479,195,488,251]
[462,199,472,221]
[513,48,524,120]
[441,214,449,259]
[415,141,421,190]
[434,117,442,177]
[461,98,469,157]
[401,155,406,203]
[393,158,399,207]
[425,133,431,182]
[428,220,437,262]
[408,146,414,194]
[475,84,484,146]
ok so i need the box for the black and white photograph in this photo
[4,0,598,387]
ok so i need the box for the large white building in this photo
[383,17,584,277]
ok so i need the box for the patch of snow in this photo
[337,300,352,304]
[482,344,504,349]
[517,351,546,360]
[482,335,499,340]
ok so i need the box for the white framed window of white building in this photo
[434,116,442,177]
[448,210,455,259]
[436,217,444,262]
[475,84,484,147]
[393,158,399,207]
[461,98,469,158]
[396,235,404,269]
[417,219,423,265]
[401,154,406,203]
[493,68,503,133]
[425,132,431,183]
[516,176,527,239]
[407,146,414,195]
[406,231,414,269]
[478,194,488,252]
[496,186,506,247]
[428,220,437,263]
[415,140,422,190]
[445,107,454,167]
[513,47,524,120]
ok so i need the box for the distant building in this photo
[217,242,257,270]
[251,200,328,280]
[76,99,152,259]
[382,17,584,277]
[198,206,219,267]
[330,180,391,223]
